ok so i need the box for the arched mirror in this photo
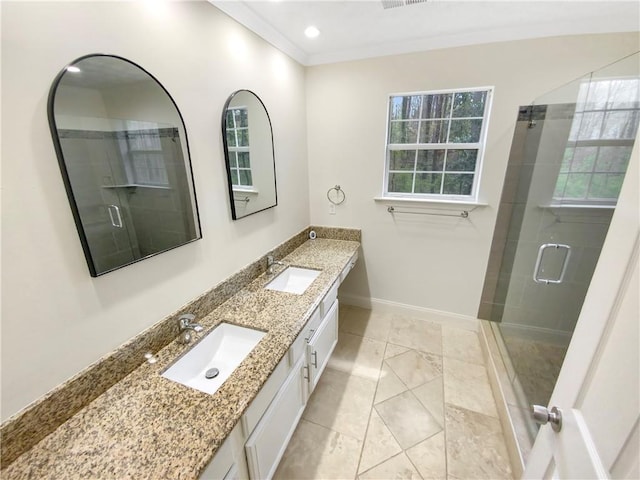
[222,90,277,220]
[48,54,201,277]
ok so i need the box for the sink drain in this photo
[205,367,220,379]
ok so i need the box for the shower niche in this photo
[48,54,201,277]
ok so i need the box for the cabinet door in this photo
[307,300,338,394]
[245,356,307,480]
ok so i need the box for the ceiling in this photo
[210,1,640,66]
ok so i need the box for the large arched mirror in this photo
[222,90,277,220]
[48,54,201,277]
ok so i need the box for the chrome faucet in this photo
[177,313,203,344]
[266,255,286,275]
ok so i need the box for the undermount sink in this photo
[265,266,321,295]
[162,323,265,395]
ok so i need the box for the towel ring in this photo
[327,185,346,205]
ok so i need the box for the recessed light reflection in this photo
[304,26,320,39]
[66,66,81,73]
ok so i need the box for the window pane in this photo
[415,173,442,194]
[554,173,568,197]
[575,112,604,140]
[390,96,421,120]
[445,149,477,171]
[561,148,574,172]
[589,173,624,199]
[443,173,473,195]
[230,170,238,185]
[452,91,486,117]
[416,150,445,171]
[448,119,482,143]
[225,110,234,126]
[419,120,448,143]
[390,150,416,170]
[607,79,640,109]
[239,169,252,186]
[595,146,632,172]
[237,152,251,168]
[602,110,640,140]
[226,129,237,147]
[421,94,452,119]
[229,152,238,168]
[237,128,249,146]
[570,147,597,172]
[388,172,413,193]
[234,109,249,128]
[564,173,590,198]
[390,121,419,143]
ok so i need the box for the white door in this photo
[523,136,639,478]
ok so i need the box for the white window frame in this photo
[226,106,254,190]
[552,76,639,207]
[382,86,493,203]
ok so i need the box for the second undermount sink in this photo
[162,323,266,395]
[265,266,321,295]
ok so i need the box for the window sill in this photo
[233,187,259,194]
[374,196,488,208]
[102,184,170,190]
[539,203,616,211]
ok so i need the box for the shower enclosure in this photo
[479,52,639,458]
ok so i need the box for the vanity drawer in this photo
[340,252,358,283]
[320,281,338,317]
[241,353,290,437]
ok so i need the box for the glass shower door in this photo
[493,52,639,433]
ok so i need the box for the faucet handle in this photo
[178,313,196,328]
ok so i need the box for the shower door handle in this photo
[107,205,123,228]
[533,243,571,284]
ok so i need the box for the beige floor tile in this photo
[388,315,442,355]
[328,332,385,381]
[340,306,393,342]
[375,390,442,449]
[303,367,377,440]
[358,409,403,474]
[443,357,498,418]
[445,404,513,480]
[384,343,410,359]
[411,376,444,426]
[386,349,442,389]
[375,361,408,404]
[274,419,362,480]
[359,453,422,480]
[442,327,483,365]
[406,431,446,480]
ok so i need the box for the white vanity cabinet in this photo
[200,252,357,480]
[244,355,307,479]
[306,299,338,394]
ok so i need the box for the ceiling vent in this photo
[381,0,428,9]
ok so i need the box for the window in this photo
[384,87,492,201]
[553,78,639,205]
[225,107,253,189]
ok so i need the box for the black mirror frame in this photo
[221,89,278,220]
[47,53,202,277]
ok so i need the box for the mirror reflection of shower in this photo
[479,52,639,450]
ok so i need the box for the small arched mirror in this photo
[48,54,201,277]
[222,90,277,220]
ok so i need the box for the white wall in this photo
[306,33,639,318]
[1,1,309,420]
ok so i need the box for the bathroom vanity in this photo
[1,235,359,479]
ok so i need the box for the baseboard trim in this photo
[338,292,479,331]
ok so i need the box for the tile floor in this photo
[274,305,513,480]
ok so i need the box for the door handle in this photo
[533,243,571,284]
[107,205,123,228]
[311,351,318,368]
[532,405,562,432]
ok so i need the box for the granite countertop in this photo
[3,238,360,479]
